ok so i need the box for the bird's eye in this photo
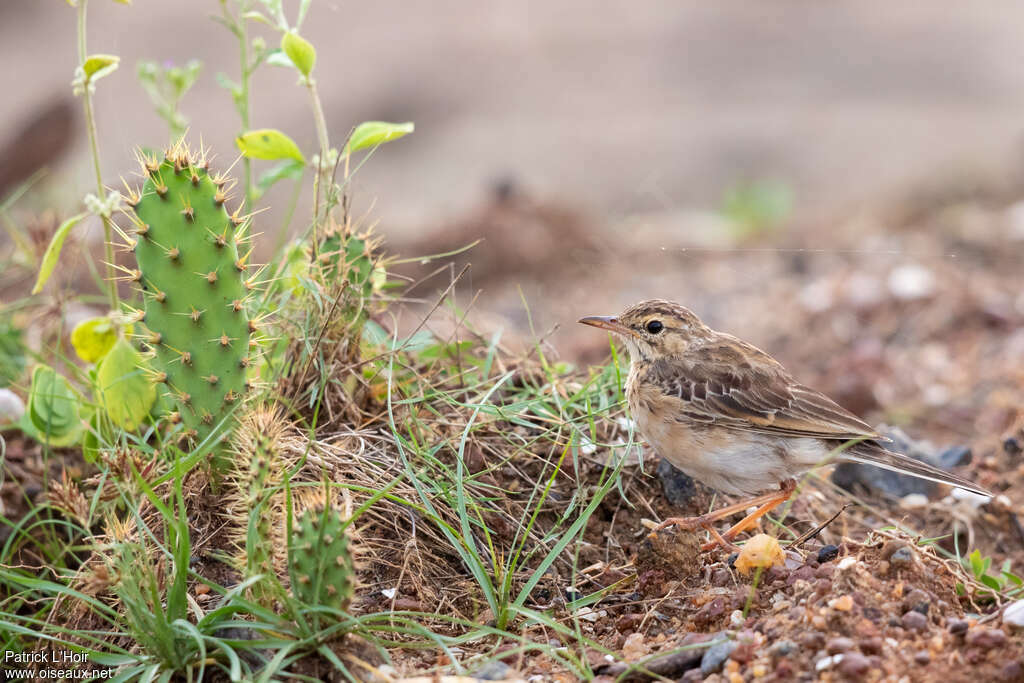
[645,320,664,334]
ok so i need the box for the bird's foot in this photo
[651,516,739,552]
[652,515,706,533]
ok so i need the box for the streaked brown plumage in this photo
[579,299,989,545]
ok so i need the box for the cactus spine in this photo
[288,490,356,615]
[124,141,254,470]
[228,407,286,605]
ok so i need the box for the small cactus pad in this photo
[288,497,355,613]
[128,142,252,466]
[315,228,377,312]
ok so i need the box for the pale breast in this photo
[628,375,829,496]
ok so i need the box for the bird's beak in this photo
[577,315,635,338]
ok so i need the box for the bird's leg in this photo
[653,483,792,532]
[699,480,797,551]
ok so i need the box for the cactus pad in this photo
[288,492,355,614]
[125,142,253,467]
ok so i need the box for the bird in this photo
[578,299,990,549]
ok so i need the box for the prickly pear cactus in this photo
[315,229,376,299]
[228,407,285,604]
[315,226,377,318]
[123,142,254,470]
[288,493,355,614]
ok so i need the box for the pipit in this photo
[579,299,990,549]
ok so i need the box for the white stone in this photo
[951,488,992,508]
[1003,599,1024,629]
[888,264,936,300]
[0,389,24,425]
[837,556,858,570]
[899,493,930,510]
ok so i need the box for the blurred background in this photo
[2,1,1024,427]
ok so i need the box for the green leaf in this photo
[241,10,273,25]
[255,159,304,199]
[281,31,315,77]
[236,129,305,163]
[980,574,1003,592]
[82,54,120,82]
[32,212,87,294]
[0,320,26,388]
[96,338,155,431]
[27,365,82,444]
[347,121,414,154]
[969,550,985,578]
[82,412,101,464]
[70,317,117,363]
[264,50,294,69]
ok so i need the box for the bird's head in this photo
[578,299,709,362]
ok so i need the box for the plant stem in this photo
[237,3,254,209]
[78,0,118,312]
[307,77,331,237]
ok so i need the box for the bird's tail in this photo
[838,445,991,497]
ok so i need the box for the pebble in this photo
[656,459,698,506]
[817,544,840,563]
[914,650,931,665]
[815,655,838,672]
[829,595,855,611]
[890,547,914,569]
[1000,661,1024,681]
[1004,599,1024,629]
[799,631,825,650]
[1005,437,1023,457]
[711,568,732,587]
[899,493,930,510]
[888,263,935,300]
[826,637,856,654]
[837,652,871,678]
[837,556,858,571]
[616,613,642,632]
[729,610,744,628]
[700,640,738,676]
[770,640,798,657]
[947,618,969,636]
[902,611,929,632]
[621,632,647,660]
[859,637,883,655]
[694,597,727,626]
[937,445,972,469]
[474,661,512,681]
[966,628,1007,650]
[903,588,930,615]
[0,388,24,424]
[788,565,816,584]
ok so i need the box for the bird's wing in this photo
[644,337,883,441]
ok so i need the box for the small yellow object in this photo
[828,594,855,611]
[734,533,785,575]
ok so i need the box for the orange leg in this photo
[699,490,793,551]
[654,480,796,552]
